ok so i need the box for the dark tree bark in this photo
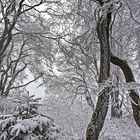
[111,53,140,128]
[86,0,140,139]
[86,2,112,139]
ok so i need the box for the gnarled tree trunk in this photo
[86,1,112,139]
[86,0,140,139]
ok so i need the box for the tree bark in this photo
[86,88,110,140]
[111,53,140,128]
[86,0,140,138]
[86,5,112,140]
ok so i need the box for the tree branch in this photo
[111,53,140,128]
[10,73,43,90]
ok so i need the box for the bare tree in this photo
[86,0,140,139]
[0,0,46,64]
[0,0,59,97]
[0,37,44,97]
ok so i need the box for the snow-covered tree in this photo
[0,92,60,140]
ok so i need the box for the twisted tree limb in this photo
[111,53,140,128]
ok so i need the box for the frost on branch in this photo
[99,0,121,17]
[0,92,60,140]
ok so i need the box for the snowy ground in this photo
[1,102,140,140]
[100,116,140,140]
[40,103,140,140]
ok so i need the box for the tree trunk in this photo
[86,4,112,140]
[111,53,140,127]
[86,0,140,138]
[86,88,110,140]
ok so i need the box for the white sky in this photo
[26,82,45,99]
[23,70,45,99]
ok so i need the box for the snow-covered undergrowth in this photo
[0,92,61,140]
[100,115,140,140]
[41,100,140,140]
[1,91,140,140]
[0,114,60,140]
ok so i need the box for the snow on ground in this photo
[100,115,140,140]
[40,102,140,140]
